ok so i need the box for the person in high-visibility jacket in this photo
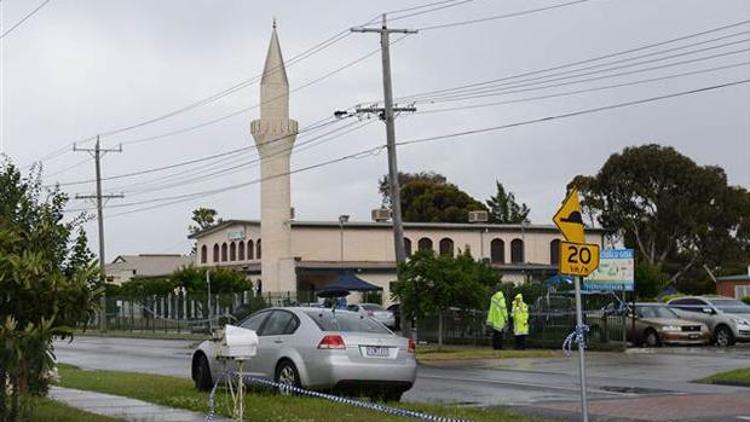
[511,293,529,350]
[486,289,508,350]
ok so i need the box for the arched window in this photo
[418,237,433,252]
[247,240,254,260]
[229,242,236,261]
[256,239,262,259]
[200,245,207,264]
[490,239,505,264]
[221,243,228,262]
[550,239,561,265]
[238,241,245,260]
[213,244,220,263]
[439,238,454,256]
[511,239,524,263]
[404,238,412,257]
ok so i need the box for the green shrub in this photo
[742,296,750,306]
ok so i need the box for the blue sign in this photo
[583,249,634,292]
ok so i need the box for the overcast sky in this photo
[1,0,749,259]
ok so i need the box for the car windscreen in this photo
[361,304,384,311]
[638,306,678,319]
[709,299,750,314]
[304,311,390,334]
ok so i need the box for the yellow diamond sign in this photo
[559,241,600,277]
[553,189,585,244]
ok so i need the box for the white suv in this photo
[668,295,750,346]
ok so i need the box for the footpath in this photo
[49,386,231,422]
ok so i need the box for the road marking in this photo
[735,417,750,420]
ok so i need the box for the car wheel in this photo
[193,354,213,392]
[382,389,403,402]
[644,329,661,347]
[275,360,301,395]
[715,326,735,347]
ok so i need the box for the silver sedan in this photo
[191,307,417,401]
[347,303,396,329]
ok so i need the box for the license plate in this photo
[365,346,389,357]
[689,334,699,339]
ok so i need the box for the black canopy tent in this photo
[315,272,382,298]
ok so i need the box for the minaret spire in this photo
[260,20,288,119]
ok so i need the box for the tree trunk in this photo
[438,310,443,352]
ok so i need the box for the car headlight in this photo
[661,325,681,332]
[730,317,750,326]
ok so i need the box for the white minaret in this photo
[251,21,298,293]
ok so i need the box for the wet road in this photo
[54,336,750,407]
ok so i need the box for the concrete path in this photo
[49,386,231,422]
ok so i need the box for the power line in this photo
[399,78,750,147]
[414,47,750,105]
[416,61,750,114]
[0,0,51,40]
[66,78,749,218]
[409,38,750,103]
[417,0,590,31]
[398,19,750,102]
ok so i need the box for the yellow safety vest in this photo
[512,300,529,335]
[486,291,508,330]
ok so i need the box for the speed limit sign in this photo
[559,241,600,277]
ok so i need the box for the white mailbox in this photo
[218,325,258,359]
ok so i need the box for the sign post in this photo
[553,190,600,422]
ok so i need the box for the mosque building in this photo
[188,24,607,304]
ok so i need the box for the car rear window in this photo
[304,310,390,334]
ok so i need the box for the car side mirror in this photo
[702,307,713,314]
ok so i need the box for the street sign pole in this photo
[574,276,589,422]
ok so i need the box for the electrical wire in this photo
[397,19,750,102]
[0,0,51,39]
[65,78,750,218]
[417,0,590,31]
[416,61,750,114]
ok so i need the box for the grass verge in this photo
[27,396,123,421]
[417,345,558,362]
[697,368,750,387]
[56,364,547,421]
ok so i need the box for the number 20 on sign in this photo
[559,241,600,277]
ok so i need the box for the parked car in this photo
[667,295,750,346]
[191,307,416,401]
[625,303,710,346]
[347,303,396,329]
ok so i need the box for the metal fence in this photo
[94,291,299,334]
[418,306,627,349]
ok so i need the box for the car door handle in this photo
[274,339,284,344]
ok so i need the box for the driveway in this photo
[54,337,750,420]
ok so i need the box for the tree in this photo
[379,171,447,208]
[0,160,99,420]
[569,144,749,292]
[379,172,487,223]
[391,249,500,349]
[486,180,530,224]
[188,207,221,235]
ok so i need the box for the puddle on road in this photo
[600,385,673,394]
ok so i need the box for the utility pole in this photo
[74,136,123,331]
[349,14,417,335]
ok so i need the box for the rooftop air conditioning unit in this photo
[371,208,391,222]
[468,210,489,223]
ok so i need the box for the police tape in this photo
[205,371,474,422]
[562,323,589,357]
